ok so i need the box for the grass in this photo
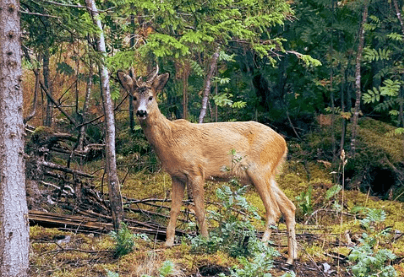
[28,160,404,276]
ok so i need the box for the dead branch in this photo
[39,80,77,126]
[40,161,94,178]
[40,181,74,196]
[305,209,356,225]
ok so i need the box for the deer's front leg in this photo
[164,177,185,247]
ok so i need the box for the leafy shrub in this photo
[189,151,296,276]
[348,208,397,277]
[190,185,292,276]
[225,251,279,277]
[141,260,175,277]
[295,185,313,215]
[109,222,136,257]
[191,185,269,258]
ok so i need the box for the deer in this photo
[117,67,297,264]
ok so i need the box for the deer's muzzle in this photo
[136,110,148,119]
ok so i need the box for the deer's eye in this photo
[148,96,153,101]
[133,96,137,101]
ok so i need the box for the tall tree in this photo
[199,47,220,123]
[85,0,123,231]
[350,0,370,156]
[0,0,30,275]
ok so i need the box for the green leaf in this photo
[325,184,342,200]
[159,260,175,277]
[56,62,75,76]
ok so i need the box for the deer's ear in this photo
[152,73,170,94]
[117,70,134,92]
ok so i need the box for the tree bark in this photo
[392,0,404,128]
[0,0,30,275]
[350,0,369,157]
[392,0,404,35]
[198,47,220,123]
[85,0,123,231]
[129,14,135,132]
[78,64,93,151]
[183,68,189,119]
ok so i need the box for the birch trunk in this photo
[0,0,30,275]
[199,47,220,123]
[85,0,123,231]
[350,0,369,157]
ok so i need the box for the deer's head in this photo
[117,66,169,120]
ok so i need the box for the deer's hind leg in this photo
[270,177,297,264]
[246,168,281,242]
[189,175,208,237]
[164,177,185,247]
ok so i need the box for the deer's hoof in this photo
[163,241,174,248]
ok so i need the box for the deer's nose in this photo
[136,110,148,118]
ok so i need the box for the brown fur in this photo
[117,69,297,264]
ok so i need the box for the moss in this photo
[30,225,71,240]
[122,172,172,200]
[304,245,329,261]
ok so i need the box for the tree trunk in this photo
[85,0,123,231]
[339,66,347,155]
[350,0,369,157]
[0,0,30,275]
[43,49,53,127]
[392,0,404,128]
[129,14,135,132]
[198,47,220,123]
[392,0,404,35]
[24,68,40,124]
[78,64,93,151]
[400,75,404,128]
[183,70,188,119]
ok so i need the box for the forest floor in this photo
[28,161,404,277]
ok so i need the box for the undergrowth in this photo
[190,184,295,277]
[348,208,397,277]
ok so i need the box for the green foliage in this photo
[363,48,391,62]
[225,251,279,277]
[106,270,120,277]
[158,260,175,277]
[325,184,342,200]
[363,79,401,104]
[386,33,403,42]
[189,60,205,77]
[56,62,75,76]
[298,54,322,68]
[141,260,175,277]
[385,127,404,137]
[348,208,397,277]
[295,186,313,215]
[191,185,265,258]
[191,184,292,277]
[109,222,136,257]
[213,93,247,109]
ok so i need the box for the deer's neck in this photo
[140,108,173,151]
